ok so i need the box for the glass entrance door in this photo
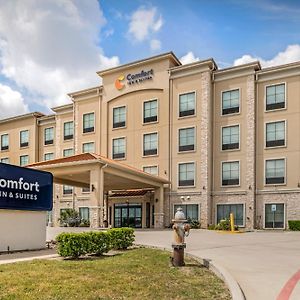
[114,203,142,228]
[265,204,284,229]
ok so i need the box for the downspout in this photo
[254,72,258,228]
[168,70,173,225]
[211,70,216,225]
[102,163,109,224]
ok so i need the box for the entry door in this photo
[146,203,150,228]
[265,204,284,229]
[114,204,142,228]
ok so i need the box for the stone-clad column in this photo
[154,185,164,228]
[246,74,256,229]
[200,71,212,228]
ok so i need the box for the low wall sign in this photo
[0,163,53,211]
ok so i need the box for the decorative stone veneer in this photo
[256,192,300,229]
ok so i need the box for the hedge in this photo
[56,228,135,258]
[288,220,300,231]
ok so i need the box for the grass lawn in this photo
[0,248,231,300]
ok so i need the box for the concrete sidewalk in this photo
[133,229,300,300]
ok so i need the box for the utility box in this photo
[0,163,53,252]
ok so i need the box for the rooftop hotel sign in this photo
[115,69,154,90]
[0,163,53,211]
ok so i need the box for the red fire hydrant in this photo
[172,207,190,267]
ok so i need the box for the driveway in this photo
[47,228,300,300]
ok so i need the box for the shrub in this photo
[215,219,238,231]
[89,231,111,255]
[188,218,201,229]
[288,220,300,231]
[59,209,80,227]
[208,224,216,230]
[56,232,89,258]
[108,228,135,250]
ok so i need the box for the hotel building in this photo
[1,52,300,230]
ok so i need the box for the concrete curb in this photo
[135,244,245,300]
[0,254,59,265]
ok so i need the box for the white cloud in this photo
[233,44,300,68]
[180,52,200,65]
[150,39,161,51]
[0,0,119,108]
[0,83,28,119]
[128,6,163,50]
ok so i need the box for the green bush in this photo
[59,209,80,227]
[208,224,216,230]
[288,220,300,231]
[89,231,111,255]
[108,228,135,250]
[56,232,89,258]
[187,218,201,229]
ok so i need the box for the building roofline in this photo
[0,112,44,124]
[67,85,102,98]
[51,103,73,113]
[169,58,218,74]
[214,61,261,75]
[97,52,181,77]
[257,60,300,75]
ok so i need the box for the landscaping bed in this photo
[0,248,231,300]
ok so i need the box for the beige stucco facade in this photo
[1,52,300,230]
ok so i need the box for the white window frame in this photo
[142,165,159,176]
[221,160,241,188]
[20,129,29,148]
[143,98,159,125]
[0,157,9,164]
[264,157,286,186]
[264,119,287,149]
[63,148,74,157]
[82,142,95,153]
[178,126,196,153]
[82,112,95,134]
[63,121,74,140]
[263,202,286,230]
[264,82,287,113]
[1,133,9,151]
[177,161,196,188]
[20,155,29,166]
[112,136,126,160]
[220,88,241,116]
[178,90,197,119]
[221,124,240,152]
[112,105,127,130]
[215,203,246,227]
[173,203,200,221]
[44,152,54,161]
[142,131,159,157]
[44,127,54,145]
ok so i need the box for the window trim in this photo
[220,88,241,116]
[142,98,159,125]
[1,133,9,151]
[112,136,127,160]
[82,141,95,153]
[264,82,287,113]
[0,157,9,164]
[142,164,159,176]
[178,126,196,153]
[178,90,197,119]
[82,112,95,134]
[112,105,127,130]
[63,121,74,141]
[19,154,29,166]
[221,124,240,152]
[44,127,54,146]
[221,160,241,188]
[264,157,286,186]
[63,148,74,157]
[63,185,73,196]
[44,152,54,161]
[264,119,287,149]
[215,203,246,227]
[263,202,286,230]
[142,131,159,157]
[177,161,196,188]
[19,129,29,148]
[173,203,200,221]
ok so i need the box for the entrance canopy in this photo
[28,153,168,228]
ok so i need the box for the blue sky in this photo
[0,0,299,118]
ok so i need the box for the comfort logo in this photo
[115,75,125,90]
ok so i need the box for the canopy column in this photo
[89,165,104,228]
[154,185,165,228]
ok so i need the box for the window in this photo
[113,106,126,128]
[266,121,285,148]
[112,137,125,159]
[222,125,239,150]
[1,134,9,151]
[63,185,73,195]
[63,148,74,157]
[143,165,158,175]
[44,127,54,145]
[143,100,158,123]
[83,113,95,133]
[174,204,199,221]
[222,89,239,115]
[79,207,90,222]
[217,204,244,226]
[265,159,285,184]
[0,158,9,164]
[222,161,239,186]
[266,83,285,111]
[82,142,95,153]
[179,92,195,117]
[82,187,90,193]
[20,155,29,166]
[44,153,54,161]
[64,121,74,140]
[143,133,158,156]
[20,130,29,147]
[179,127,195,152]
[178,162,195,187]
